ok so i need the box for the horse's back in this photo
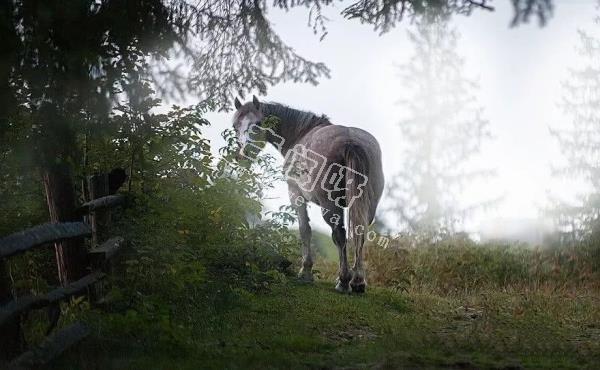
[298,124,384,217]
[303,124,382,165]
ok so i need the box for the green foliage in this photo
[82,79,215,191]
[63,81,298,351]
[0,109,47,236]
[76,91,298,349]
[0,75,301,354]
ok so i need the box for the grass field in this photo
[52,273,599,369]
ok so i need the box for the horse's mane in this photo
[261,102,331,133]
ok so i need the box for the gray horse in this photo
[232,96,384,293]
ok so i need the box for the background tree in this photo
[510,0,553,26]
[387,19,494,234]
[550,23,600,242]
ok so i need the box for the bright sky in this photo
[188,0,599,235]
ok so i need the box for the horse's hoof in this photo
[351,283,366,293]
[297,270,314,283]
[350,278,367,293]
[334,277,351,293]
[335,282,351,293]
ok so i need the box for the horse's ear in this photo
[234,97,242,110]
[252,95,260,109]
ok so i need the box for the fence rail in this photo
[0,271,105,327]
[8,322,90,370]
[0,222,91,259]
[78,194,125,213]
[0,172,127,368]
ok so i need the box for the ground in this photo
[53,278,599,370]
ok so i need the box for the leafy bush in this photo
[10,81,294,352]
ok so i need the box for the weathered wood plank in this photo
[8,322,89,370]
[79,194,125,212]
[89,236,125,261]
[0,223,91,259]
[0,272,105,327]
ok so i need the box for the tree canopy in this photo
[0,0,555,119]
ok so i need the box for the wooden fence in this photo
[0,174,126,369]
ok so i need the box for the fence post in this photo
[87,172,118,303]
[88,173,110,247]
[43,166,88,285]
[0,260,21,363]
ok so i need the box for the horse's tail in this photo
[344,144,370,262]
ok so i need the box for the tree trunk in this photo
[42,163,88,286]
[0,261,21,362]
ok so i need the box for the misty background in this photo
[173,0,598,242]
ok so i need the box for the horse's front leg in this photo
[289,187,313,282]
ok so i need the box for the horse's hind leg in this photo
[350,195,381,293]
[322,207,351,293]
[350,232,366,293]
[289,188,313,282]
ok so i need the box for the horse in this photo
[232,96,384,293]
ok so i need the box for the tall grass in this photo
[316,233,600,295]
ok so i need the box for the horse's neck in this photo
[270,120,307,155]
[260,103,330,154]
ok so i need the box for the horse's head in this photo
[232,95,266,159]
